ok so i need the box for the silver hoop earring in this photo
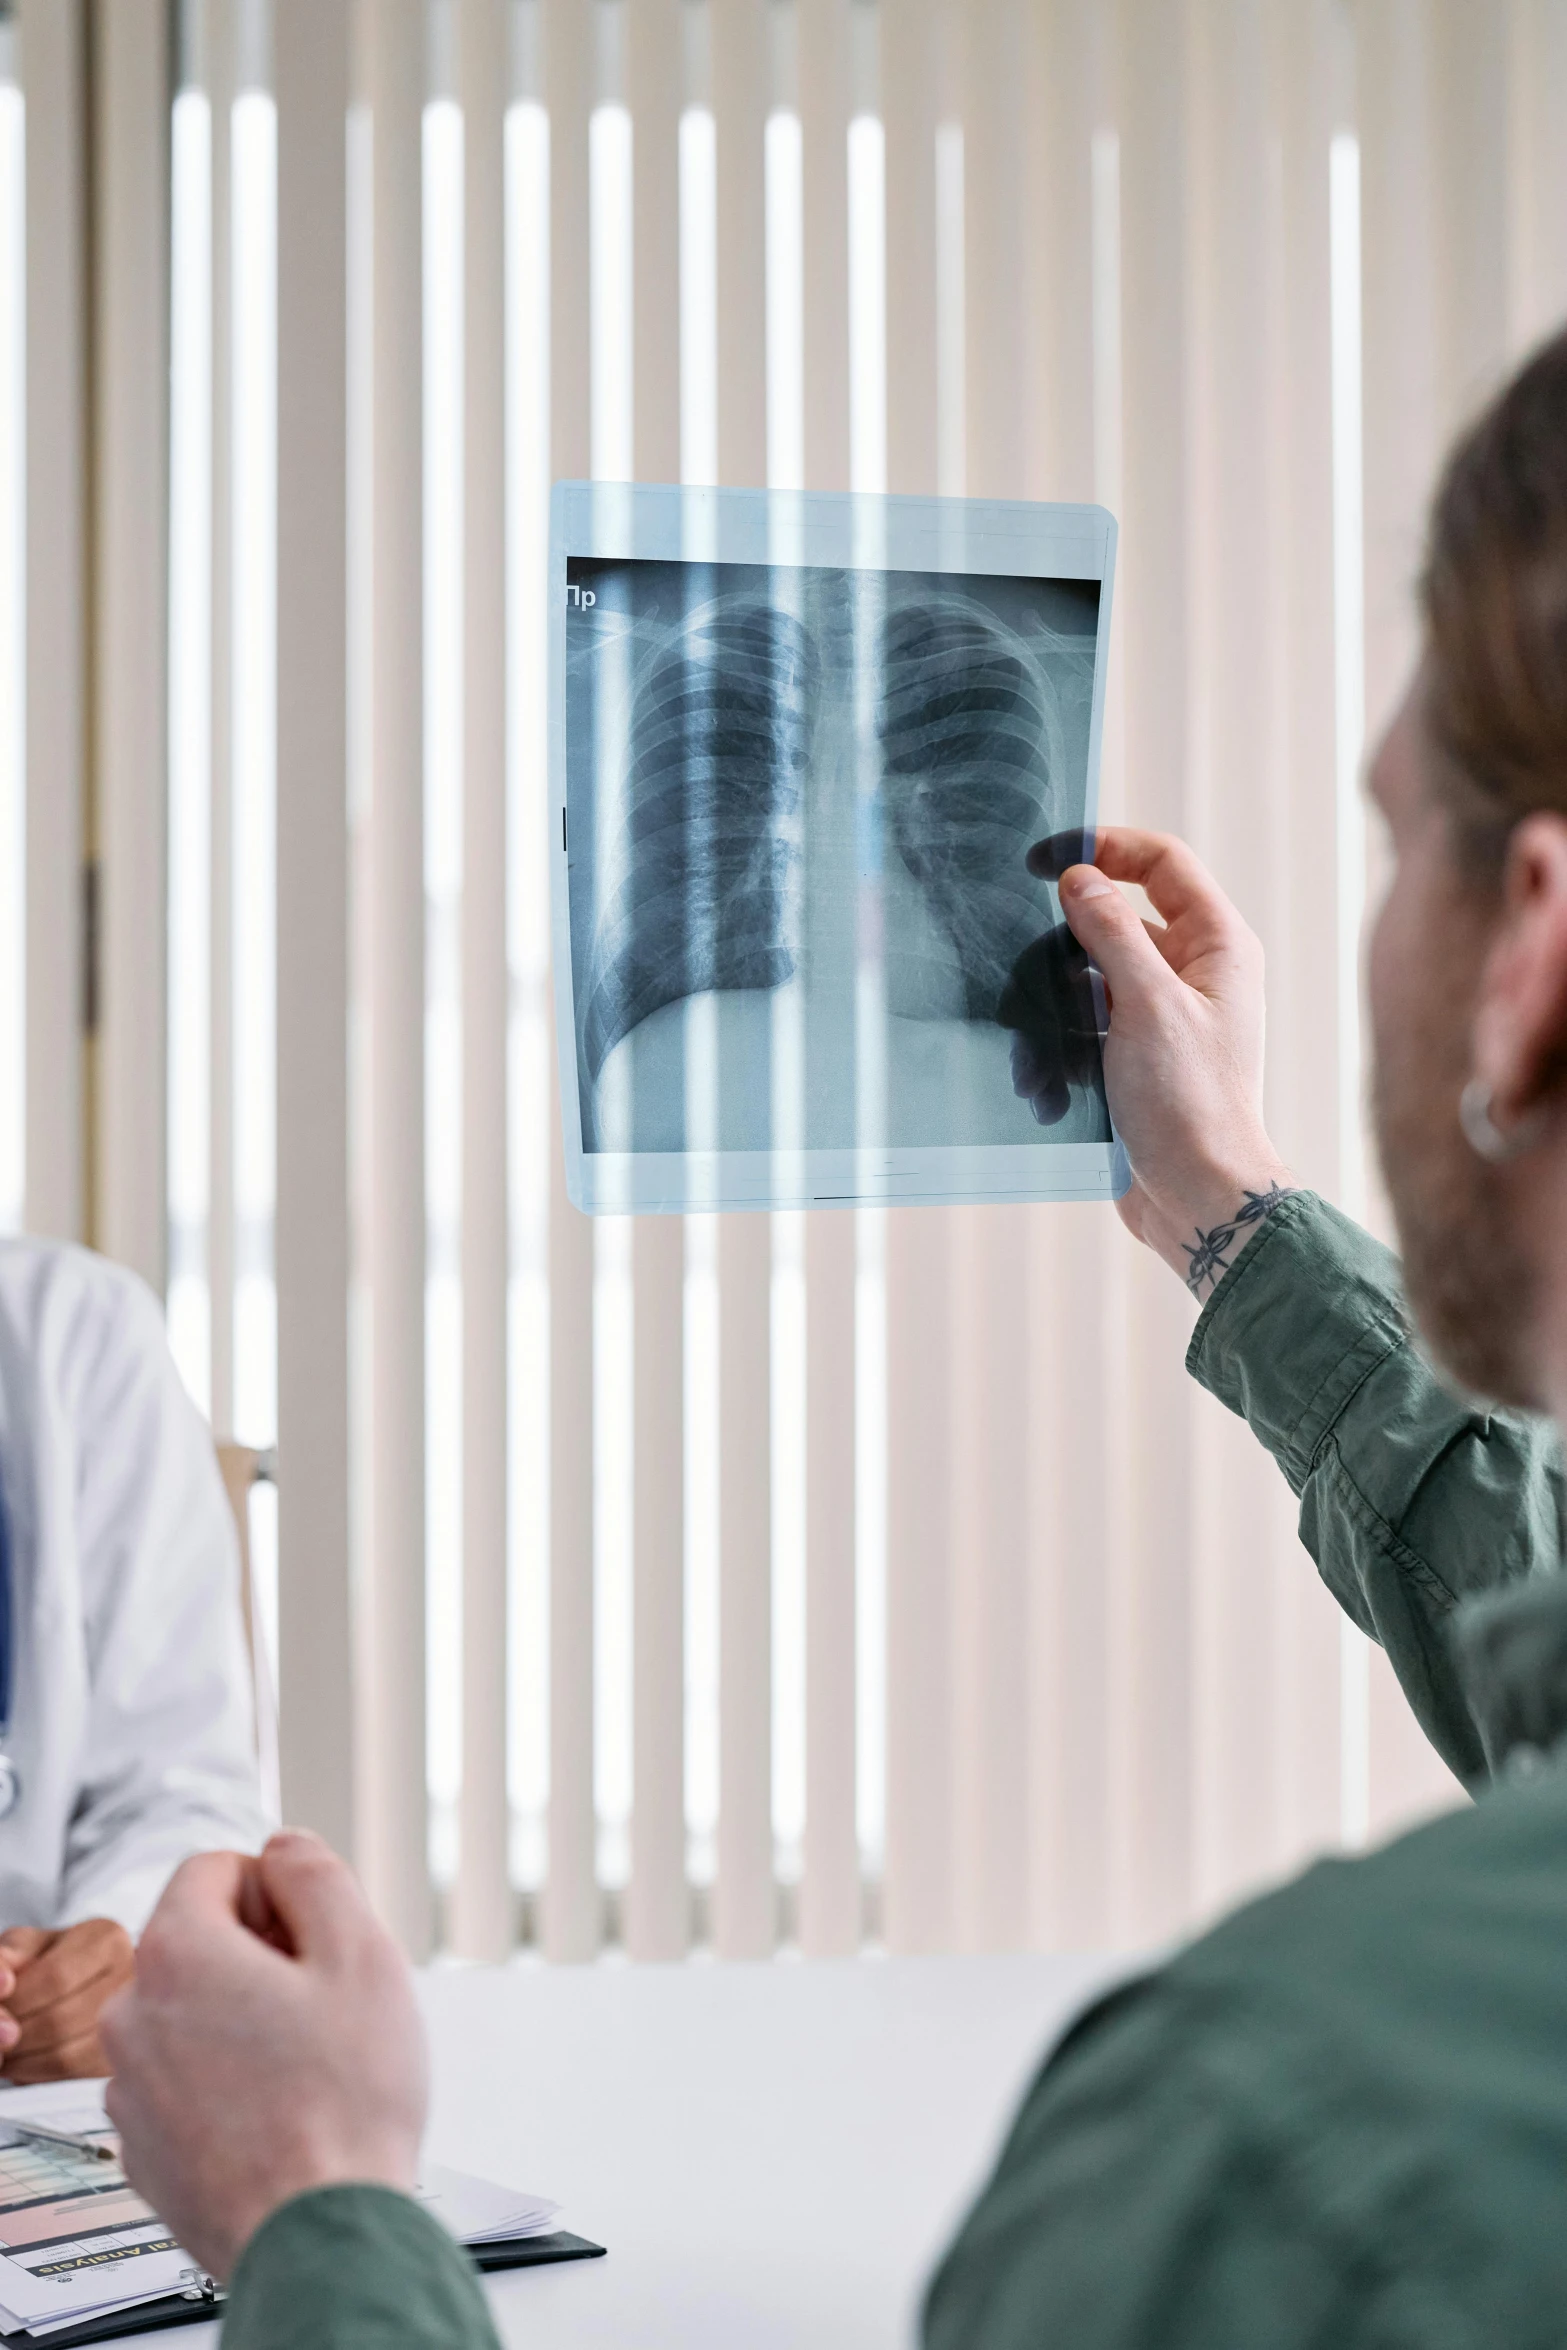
[1459,1077,1546,1165]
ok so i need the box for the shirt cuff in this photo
[1184,1190,1410,1494]
[223,2183,500,2350]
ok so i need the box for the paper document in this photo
[420,2163,559,2245]
[0,2082,566,2343]
[0,2089,201,2335]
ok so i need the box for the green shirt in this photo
[222,1192,1567,2348]
[924,1190,1567,2349]
[923,1767,1567,2350]
[1181,1189,1564,1781]
[222,2185,501,2350]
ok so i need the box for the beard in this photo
[1372,1005,1540,1413]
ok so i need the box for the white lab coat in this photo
[0,1238,267,1934]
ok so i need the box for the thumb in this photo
[1058,866,1171,1016]
[0,1927,45,2002]
[141,1851,251,1947]
[255,1831,375,1967]
[0,1929,49,1965]
[134,1852,257,1996]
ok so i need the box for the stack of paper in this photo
[0,2081,565,2344]
[0,2086,210,2341]
[420,2164,560,2246]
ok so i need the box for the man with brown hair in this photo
[103,327,1567,2344]
[925,323,1567,2346]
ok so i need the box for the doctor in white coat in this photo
[0,1236,266,2079]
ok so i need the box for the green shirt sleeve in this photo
[221,2184,504,2350]
[1185,1190,1564,1781]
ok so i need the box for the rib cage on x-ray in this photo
[879,592,1080,1020]
[580,598,816,1083]
[581,579,1095,1106]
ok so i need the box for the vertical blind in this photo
[7,0,1567,1962]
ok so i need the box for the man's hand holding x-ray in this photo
[1047,825,1295,1285]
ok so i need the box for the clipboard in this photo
[0,2231,608,2346]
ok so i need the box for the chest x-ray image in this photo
[552,485,1125,1214]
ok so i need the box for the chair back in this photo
[214,1442,280,1773]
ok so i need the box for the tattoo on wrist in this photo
[1183,1183,1295,1299]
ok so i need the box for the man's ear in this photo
[1472,812,1567,1120]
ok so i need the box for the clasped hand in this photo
[0,1919,134,2082]
[101,1832,427,2284]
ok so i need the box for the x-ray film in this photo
[551,483,1129,1213]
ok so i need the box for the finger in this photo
[5,2027,110,2085]
[1026,828,1097,882]
[237,1856,294,1954]
[0,1929,51,1975]
[236,1856,272,1937]
[1066,826,1243,946]
[1012,1050,1071,1124]
[9,1936,133,2030]
[1057,865,1180,1017]
[139,1852,250,1957]
[1031,825,1239,946]
[996,925,1105,1097]
[254,1831,376,1968]
[135,1853,264,2001]
[0,1934,43,2023]
[8,1971,124,2058]
[4,1926,128,2020]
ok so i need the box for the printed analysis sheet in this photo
[0,2080,563,2341]
[0,2094,199,2335]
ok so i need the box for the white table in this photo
[144,1950,1134,2348]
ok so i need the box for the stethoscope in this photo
[0,1451,17,1818]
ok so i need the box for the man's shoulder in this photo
[1178,1765,1567,2018]
[929,1779,1567,2349]
[1153,1777,1567,2310]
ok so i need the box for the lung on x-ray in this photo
[551,483,1128,1214]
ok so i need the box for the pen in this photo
[2,2118,118,2163]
